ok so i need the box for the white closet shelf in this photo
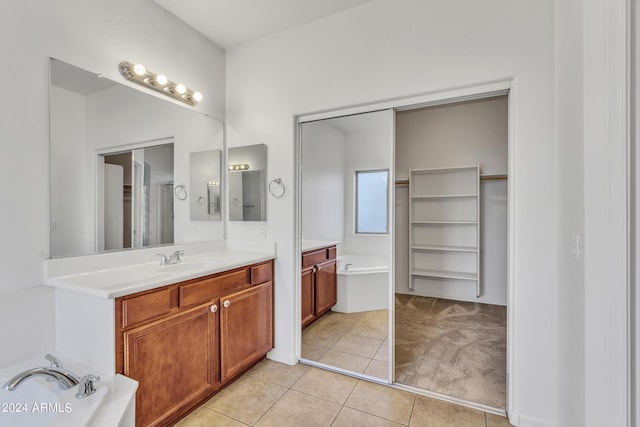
[410,165,478,173]
[409,165,480,297]
[411,269,478,281]
[410,194,478,199]
[411,220,478,225]
[411,245,478,252]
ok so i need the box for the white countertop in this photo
[44,240,276,299]
[301,240,341,252]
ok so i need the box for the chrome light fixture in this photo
[118,62,203,106]
[228,164,250,171]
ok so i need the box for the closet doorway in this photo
[295,82,511,414]
[394,96,508,410]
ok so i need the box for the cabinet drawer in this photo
[327,246,337,260]
[180,270,246,308]
[122,289,172,329]
[302,249,327,269]
[250,262,272,285]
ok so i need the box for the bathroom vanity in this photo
[116,260,272,426]
[45,240,275,427]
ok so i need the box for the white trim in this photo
[583,0,630,426]
[298,80,510,123]
[507,79,517,420]
[391,382,506,416]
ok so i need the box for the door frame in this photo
[294,79,513,415]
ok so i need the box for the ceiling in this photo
[154,0,376,49]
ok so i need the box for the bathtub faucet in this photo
[3,366,80,391]
[344,263,352,271]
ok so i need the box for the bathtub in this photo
[0,354,137,427]
[332,254,390,313]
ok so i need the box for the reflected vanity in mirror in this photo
[228,144,267,221]
[49,58,224,258]
[190,150,222,221]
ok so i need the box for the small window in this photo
[356,170,389,234]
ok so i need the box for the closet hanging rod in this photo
[480,174,508,181]
[395,174,507,186]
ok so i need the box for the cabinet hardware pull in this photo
[223,300,231,308]
[210,304,218,313]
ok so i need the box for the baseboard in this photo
[266,349,297,365]
[508,410,552,427]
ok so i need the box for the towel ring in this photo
[268,178,286,199]
[174,184,188,200]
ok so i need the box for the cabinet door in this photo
[314,259,337,316]
[124,303,219,427]
[220,281,273,383]
[301,266,315,328]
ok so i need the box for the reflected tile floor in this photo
[395,294,507,409]
[301,310,390,380]
[177,358,513,426]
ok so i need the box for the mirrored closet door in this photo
[298,110,395,382]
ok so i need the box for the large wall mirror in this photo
[50,58,224,258]
[228,144,267,221]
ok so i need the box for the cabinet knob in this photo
[210,304,218,313]
[223,300,231,308]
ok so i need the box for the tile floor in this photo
[177,358,513,426]
[301,310,390,381]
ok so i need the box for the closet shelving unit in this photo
[409,165,480,297]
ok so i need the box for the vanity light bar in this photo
[118,62,203,106]
[228,164,250,171]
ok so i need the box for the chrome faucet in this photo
[76,374,101,398]
[157,250,184,265]
[3,367,80,391]
[344,263,352,271]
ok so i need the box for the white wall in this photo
[342,115,392,257]
[554,0,584,424]
[394,97,508,305]
[0,0,224,366]
[301,121,345,241]
[50,87,88,256]
[226,0,555,424]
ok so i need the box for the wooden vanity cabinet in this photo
[301,246,337,329]
[115,260,273,427]
[220,281,272,382]
[124,303,219,427]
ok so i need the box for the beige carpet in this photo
[395,294,507,409]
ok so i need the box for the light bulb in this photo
[175,84,186,94]
[155,74,168,85]
[193,92,203,102]
[133,64,146,76]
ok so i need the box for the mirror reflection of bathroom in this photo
[300,110,393,382]
[100,141,174,251]
[228,144,267,221]
[49,58,225,259]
